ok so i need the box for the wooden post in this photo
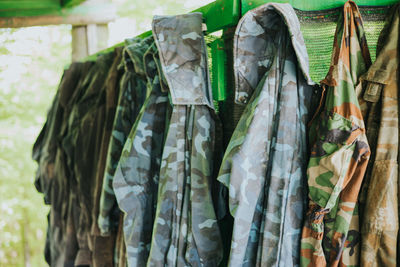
[71,23,109,62]
[72,25,88,61]
[0,0,114,62]
[95,24,109,53]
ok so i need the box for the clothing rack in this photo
[84,0,400,101]
[34,1,400,266]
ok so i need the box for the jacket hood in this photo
[234,2,314,105]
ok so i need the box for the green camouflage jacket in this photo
[57,61,95,267]
[300,1,371,266]
[147,13,224,266]
[217,3,314,266]
[33,62,85,205]
[62,51,115,266]
[98,37,152,236]
[113,42,171,266]
[358,3,400,267]
[56,62,95,267]
[33,61,89,266]
[89,47,124,267]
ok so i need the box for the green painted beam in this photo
[0,1,115,27]
[0,0,60,17]
[194,0,240,33]
[210,38,227,101]
[0,9,62,18]
[0,0,97,17]
[0,0,59,10]
[243,0,399,13]
[62,0,86,8]
[0,0,85,9]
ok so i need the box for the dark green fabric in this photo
[89,47,124,267]
[33,61,94,266]
[97,37,153,236]
[62,51,114,266]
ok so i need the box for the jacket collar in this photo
[362,3,399,103]
[152,12,214,109]
[143,42,169,93]
[123,36,153,77]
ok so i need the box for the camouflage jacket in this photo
[33,62,89,266]
[98,37,152,236]
[113,41,171,266]
[300,2,371,266]
[217,3,314,266]
[32,62,84,205]
[89,47,124,267]
[146,13,224,267]
[55,61,96,267]
[358,4,400,267]
[62,51,115,266]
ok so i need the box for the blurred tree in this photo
[0,25,71,266]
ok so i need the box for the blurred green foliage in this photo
[0,26,71,266]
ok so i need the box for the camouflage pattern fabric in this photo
[300,1,371,266]
[32,91,59,207]
[33,62,85,206]
[114,213,127,267]
[33,92,59,207]
[147,13,223,266]
[113,42,171,266]
[217,3,314,266]
[89,47,124,267]
[56,62,95,267]
[98,37,153,236]
[62,51,115,266]
[358,4,400,267]
[33,62,92,266]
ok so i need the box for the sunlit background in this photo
[0,0,213,265]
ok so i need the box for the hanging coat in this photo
[56,62,94,267]
[147,13,223,266]
[98,37,152,236]
[62,51,115,266]
[89,47,124,267]
[217,3,314,266]
[113,42,171,266]
[32,61,89,266]
[358,3,400,267]
[33,62,87,205]
[300,1,371,266]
